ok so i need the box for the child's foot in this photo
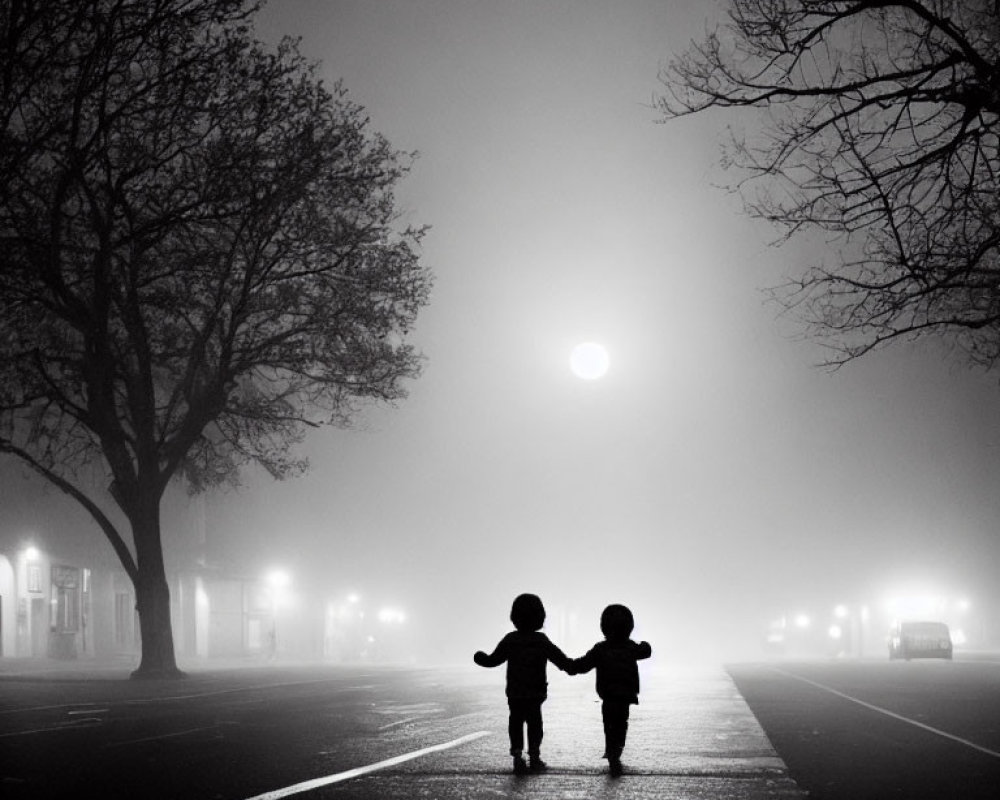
[529,756,547,772]
[608,757,623,777]
[512,756,529,775]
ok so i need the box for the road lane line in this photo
[0,718,104,738]
[377,716,420,731]
[104,725,220,747]
[241,731,491,800]
[770,667,1000,760]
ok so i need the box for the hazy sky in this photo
[6,0,1000,662]
[205,0,999,660]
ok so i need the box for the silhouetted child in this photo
[474,593,573,774]
[570,603,652,777]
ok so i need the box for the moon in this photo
[569,342,610,380]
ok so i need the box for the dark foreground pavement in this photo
[310,663,806,800]
[0,656,805,800]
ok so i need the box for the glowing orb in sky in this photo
[569,342,610,380]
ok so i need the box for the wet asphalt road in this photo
[1,656,997,799]
[730,657,1000,800]
[0,660,797,800]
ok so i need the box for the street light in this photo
[378,608,406,624]
[265,569,291,659]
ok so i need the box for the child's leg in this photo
[601,701,630,760]
[525,699,544,758]
[507,699,527,756]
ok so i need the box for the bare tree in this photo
[658,0,1000,368]
[0,0,431,677]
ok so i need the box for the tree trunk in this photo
[129,492,185,680]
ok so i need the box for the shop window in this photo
[50,565,80,633]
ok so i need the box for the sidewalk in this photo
[337,664,809,800]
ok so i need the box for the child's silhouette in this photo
[473,593,572,774]
[570,603,652,777]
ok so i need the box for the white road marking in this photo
[0,702,106,716]
[377,716,420,731]
[770,666,1000,759]
[104,725,220,747]
[241,731,491,800]
[0,718,103,738]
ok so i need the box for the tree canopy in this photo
[659,0,1000,369]
[0,0,431,676]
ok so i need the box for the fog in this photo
[6,0,1000,666]
[215,0,1000,663]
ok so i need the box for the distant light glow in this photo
[794,614,811,629]
[569,342,610,380]
[266,569,290,589]
[378,608,406,624]
[834,604,848,619]
[24,546,39,561]
[828,625,842,640]
[884,590,951,619]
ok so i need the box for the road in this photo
[2,656,998,799]
[728,656,1000,800]
[0,659,796,800]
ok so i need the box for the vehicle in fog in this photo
[887,620,953,660]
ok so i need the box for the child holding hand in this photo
[474,593,573,774]
[571,603,652,776]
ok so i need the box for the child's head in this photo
[510,593,546,632]
[600,604,634,641]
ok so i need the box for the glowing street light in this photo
[570,342,610,380]
[267,569,290,591]
[378,608,406,624]
[265,569,291,659]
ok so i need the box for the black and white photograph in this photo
[2,1,1000,798]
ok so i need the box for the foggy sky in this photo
[6,0,1000,663]
[233,0,1000,660]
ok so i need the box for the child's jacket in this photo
[572,639,652,704]
[475,630,572,700]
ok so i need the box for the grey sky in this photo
[203,0,998,660]
[6,0,999,662]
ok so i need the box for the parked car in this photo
[888,620,953,660]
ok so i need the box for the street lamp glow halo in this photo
[266,569,291,589]
[569,341,610,380]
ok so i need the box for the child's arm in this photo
[546,641,575,674]
[635,641,652,660]
[473,637,509,668]
[569,646,597,675]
